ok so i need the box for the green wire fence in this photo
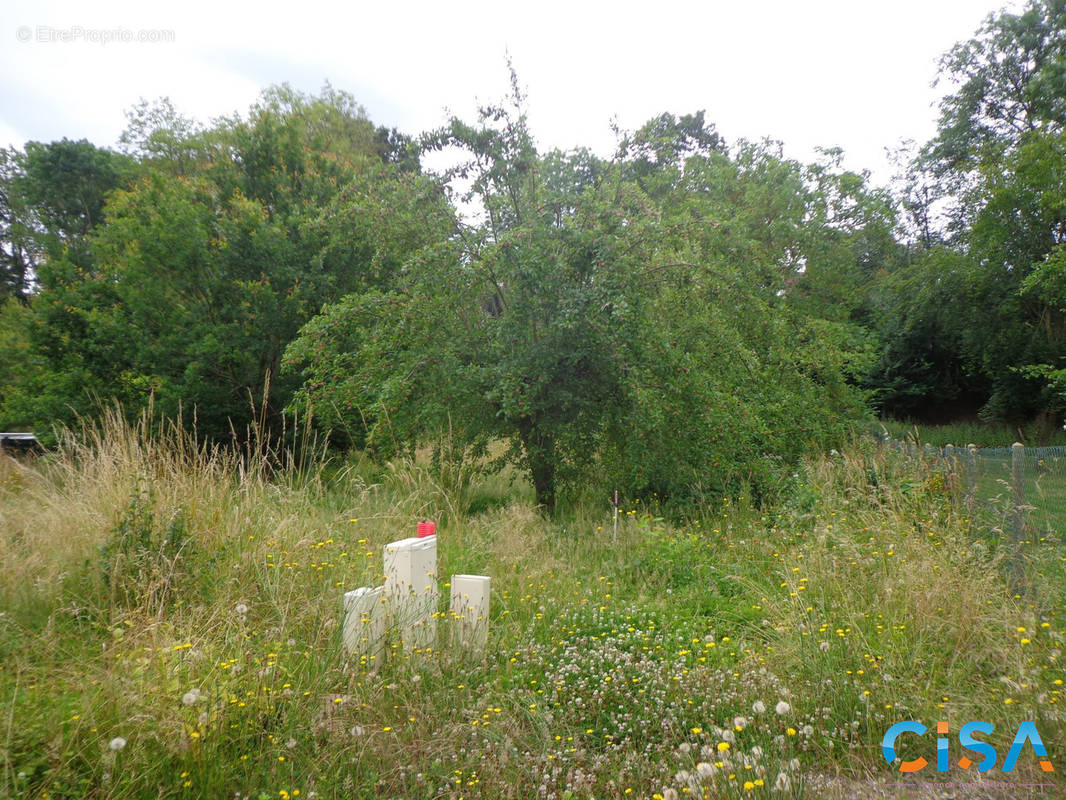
[875,433,1066,589]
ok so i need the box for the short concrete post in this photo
[449,575,490,651]
[342,586,384,664]
[383,536,439,652]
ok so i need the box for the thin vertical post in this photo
[1011,443,1026,541]
[966,444,977,513]
[1011,442,1026,588]
[612,489,618,542]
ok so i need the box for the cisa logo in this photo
[882,720,1054,773]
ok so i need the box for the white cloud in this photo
[0,0,1022,183]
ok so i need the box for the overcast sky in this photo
[1,0,1021,186]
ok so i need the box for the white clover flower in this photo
[752,700,766,714]
[775,700,791,715]
[109,736,127,751]
[802,724,814,736]
[182,688,201,706]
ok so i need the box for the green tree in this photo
[285,93,869,513]
[0,148,37,303]
[1,86,445,439]
[20,138,132,265]
[863,0,1066,422]
[288,96,658,511]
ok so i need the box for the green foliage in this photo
[2,86,447,440]
[20,138,132,243]
[862,247,988,416]
[0,297,42,432]
[928,0,1066,174]
[286,89,870,513]
[4,78,877,513]
[99,485,190,612]
[0,148,37,303]
[859,0,1066,423]
[953,4,1066,404]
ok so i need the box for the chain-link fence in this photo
[877,435,1066,538]
[875,433,1066,586]
[955,444,1066,543]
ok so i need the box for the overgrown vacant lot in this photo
[3,417,1066,799]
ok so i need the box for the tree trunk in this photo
[518,423,556,515]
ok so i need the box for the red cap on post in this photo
[416,520,436,538]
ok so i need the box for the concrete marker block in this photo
[342,585,384,663]
[449,574,490,651]
[383,536,438,651]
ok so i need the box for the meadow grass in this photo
[2,414,1066,798]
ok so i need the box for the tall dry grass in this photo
[3,422,1066,798]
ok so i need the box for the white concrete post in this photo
[383,536,438,652]
[342,586,384,664]
[449,574,490,651]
